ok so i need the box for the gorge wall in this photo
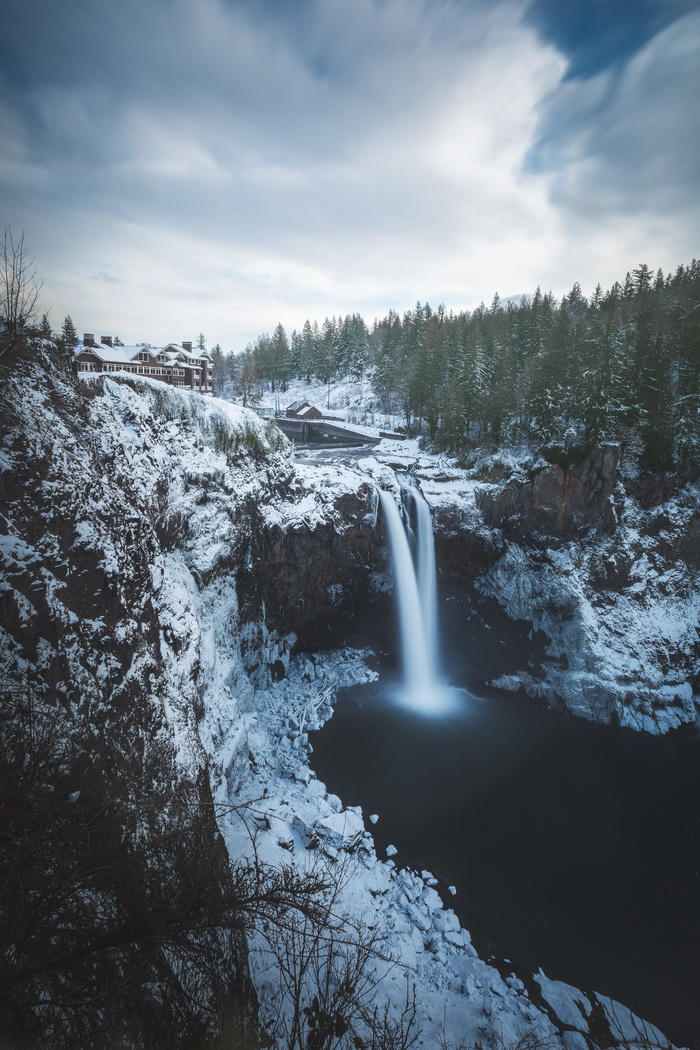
[2,341,697,1047]
[0,341,387,1044]
[420,444,700,733]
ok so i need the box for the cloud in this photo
[0,0,697,346]
[528,9,700,286]
[523,0,698,80]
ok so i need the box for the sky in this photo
[1,0,699,350]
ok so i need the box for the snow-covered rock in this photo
[392,442,700,735]
[2,343,689,1047]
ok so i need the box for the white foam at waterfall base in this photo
[379,487,464,716]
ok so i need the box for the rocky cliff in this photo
[2,342,691,1047]
[415,445,700,733]
[0,340,383,1046]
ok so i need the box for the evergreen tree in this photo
[235,347,259,407]
[632,263,652,296]
[351,313,370,378]
[210,343,224,395]
[60,315,78,356]
[590,285,603,309]
[298,320,317,382]
[314,318,336,387]
[579,310,626,443]
[372,311,403,417]
[638,337,674,469]
[289,329,303,377]
[268,323,290,391]
[252,333,274,388]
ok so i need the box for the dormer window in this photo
[139,351,149,361]
[157,354,167,363]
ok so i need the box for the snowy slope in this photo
[1,345,688,1047]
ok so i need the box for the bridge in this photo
[266,416,381,447]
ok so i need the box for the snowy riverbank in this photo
[3,348,693,1046]
[201,645,681,1048]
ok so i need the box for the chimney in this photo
[83,333,95,347]
[101,336,113,347]
[182,341,192,352]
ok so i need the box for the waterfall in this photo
[379,484,448,712]
[411,488,438,676]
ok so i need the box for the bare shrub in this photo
[0,228,43,350]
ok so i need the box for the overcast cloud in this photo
[1,0,698,347]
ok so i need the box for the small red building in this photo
[286,400,322,419]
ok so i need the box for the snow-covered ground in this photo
[5,357,692,1046]
[197,646,677,1048]
[256,373,402,431]
[135,391,685,1043]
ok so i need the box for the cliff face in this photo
[417,445,700,734]
[0,342,271,1043]
[475,444,622,541]
[240,466,382,652]
[2,345,688,1047]
[0,341,382,1044]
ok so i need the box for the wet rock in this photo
[240,477,384,649]
[475,444,621,542]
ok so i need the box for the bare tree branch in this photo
[0,226,43,349]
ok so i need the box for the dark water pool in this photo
[310,585,700,1045]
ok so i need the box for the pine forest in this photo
[212,260,700,472]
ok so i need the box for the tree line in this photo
[5,220,697,471]
[370,260,700,471]
[210,314,371,405]
[220,260,700,471]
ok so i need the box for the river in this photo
[310,583,700,1045]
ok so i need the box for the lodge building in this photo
[75,336,214,394]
